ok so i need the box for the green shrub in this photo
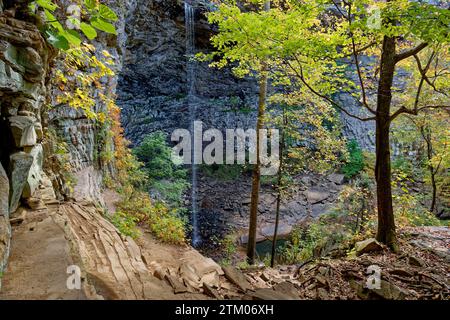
[342,139,365,179]
[110,211,141,239]
[200,163,246,181]
[134,132,189,207]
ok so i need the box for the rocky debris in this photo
[8,152,33,213]
[404,226,450,263]
[304,189,330,204]
[355,238,383,256]
[222,266,252,292]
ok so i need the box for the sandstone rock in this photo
[22,144,43,198]
[222,266,252,292]
[179,262,200,288]
[182,250,224,278]
[304,189,330,204]
[273,281,299,299]
[165,274,188,294]
[8,152,33,213]
[9,115,37,147]
[355,238,383,256]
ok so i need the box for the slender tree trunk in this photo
[247,66,268,264]
[270,114,285,268]
[375,35,397,250]
[247,0,271,264]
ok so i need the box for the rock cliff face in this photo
[117,0,258,145]
[0,0,129,279]
[0,12,51,277]
[117,0,375,151]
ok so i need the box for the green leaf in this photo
[98,4,118,22]
[44,9,63,32]
[90,17,117,35]
[61,29,82,46]
[84,0,97,11]
[36,0,58,12]
[45,30,69,50]
[80,22,97,40]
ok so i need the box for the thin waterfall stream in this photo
[185,1,201,246]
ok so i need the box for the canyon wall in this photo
[0,12,51,276]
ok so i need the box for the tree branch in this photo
[394,42,428,63]
[286,58,376,122]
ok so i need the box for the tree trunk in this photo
[247,66,268,264]
[270,114,285,268]
[247,0,270,264]
[375,35,397,250]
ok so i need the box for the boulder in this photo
[260,223,292,240]
[304,189,330,204]
[355,238,383,256]
[179,262,200,288]
[22,144,43,198]
[181,250,224,278]
[8,152,33,213]
[9,116,37,148]
[273,281,299,299]
[356,280,408,300]
[328,173,345,185]
[222,266,252,292]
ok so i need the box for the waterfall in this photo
[185,1,201,246]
